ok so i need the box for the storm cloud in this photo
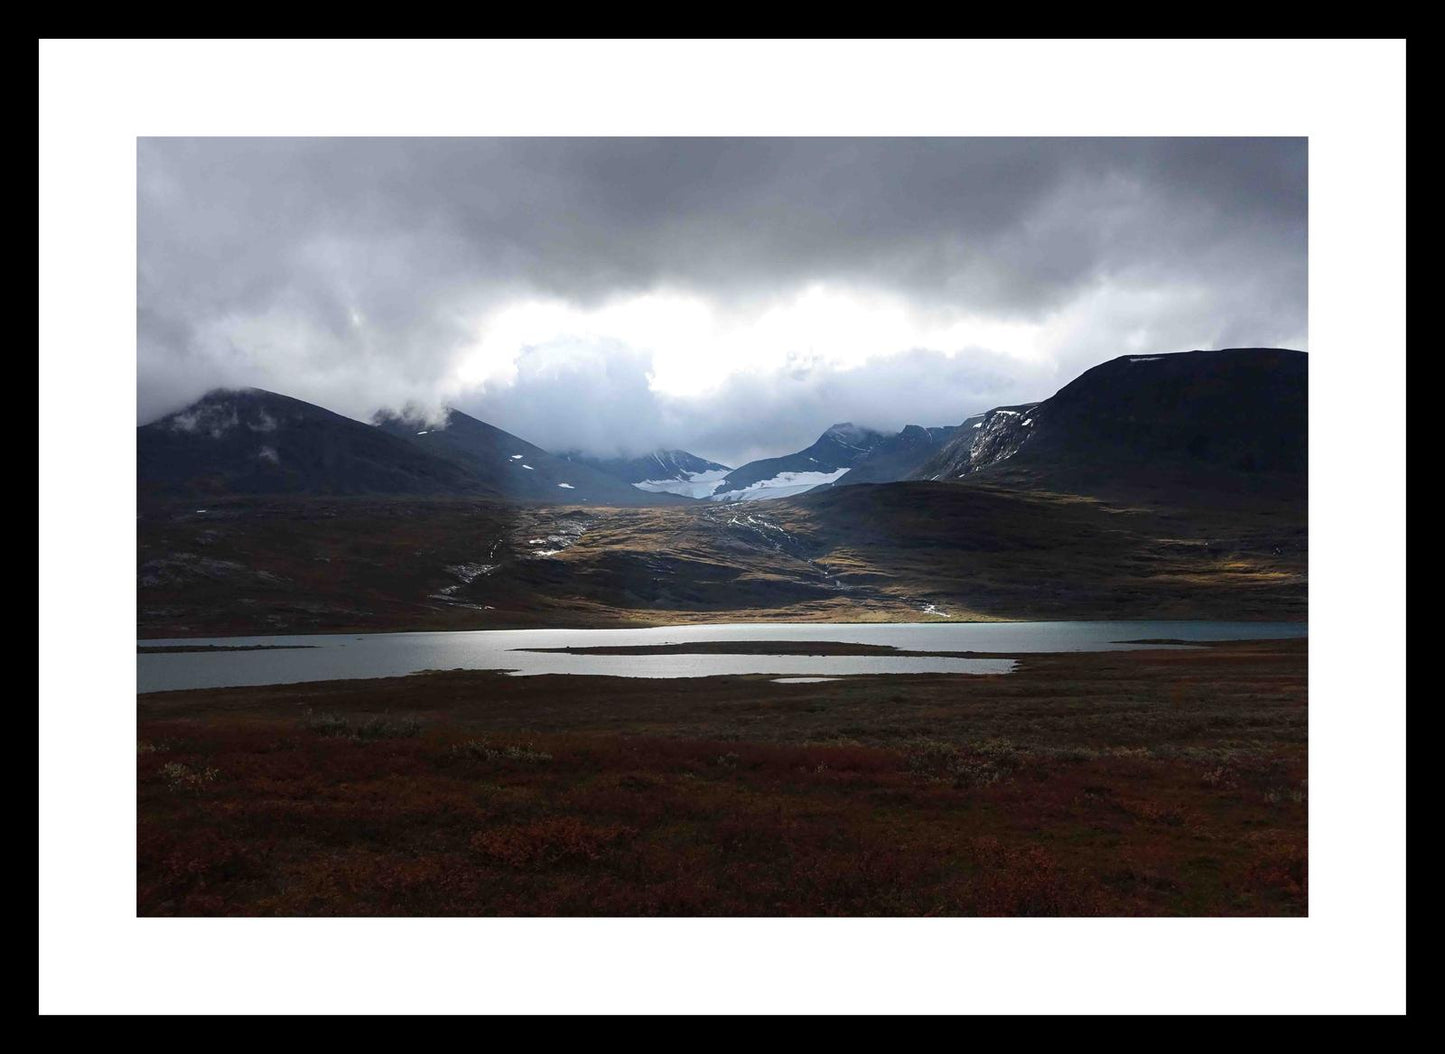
[138,137,1306,466]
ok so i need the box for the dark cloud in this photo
[138,137,1306,463]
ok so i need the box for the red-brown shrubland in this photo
[138,640,1306,916]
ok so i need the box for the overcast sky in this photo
[138,137,1306,467]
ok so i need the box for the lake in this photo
[137,620,1306,694]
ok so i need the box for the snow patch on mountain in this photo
[633,467,732,499]
[708,468,850,502]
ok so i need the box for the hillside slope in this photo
[138,389,482,499]
[374,409,689,506]
[708,423,888,501]
[914,348,1306,499]
[827,424,958,487]
[138,475,1305,637]
[564,449,732,499]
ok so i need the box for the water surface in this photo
[137,620,1305,694]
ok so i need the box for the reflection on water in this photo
[136,620,1306,694]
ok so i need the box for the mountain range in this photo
[562,449,733,500]
[138,347,1308,636]
[138,347,1306,507]
[372,408,686,506]
[140,395,957,504]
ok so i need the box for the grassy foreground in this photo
[137,639,1306,916]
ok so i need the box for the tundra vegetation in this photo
[138,638,1306,916]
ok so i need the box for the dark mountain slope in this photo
[709,423,888,501]
[138,388,481,499]
[825,424,958,487]
[913,348,1307,497]
[375,408,689,506]
[564,449,732,499]
[911,405,1041,480]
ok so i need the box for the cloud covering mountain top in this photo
[138,137,1306,466]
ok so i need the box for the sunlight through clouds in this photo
[138,137,1306,464]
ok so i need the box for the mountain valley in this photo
[138,348,1307,636]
